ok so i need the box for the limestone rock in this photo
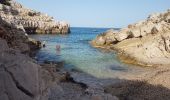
[93,36,106,46]
[0,20,57,100]
[162,33,170,53]
[0,1,70,34]
[91,9,170,65]
[115,31,128,41]
[91,29,118,46]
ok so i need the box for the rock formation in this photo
[0,10,54,99]
[91,9,170,66]
[0,1,69,100]
[0,0,70,34]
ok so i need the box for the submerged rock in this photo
[91,9,170,66]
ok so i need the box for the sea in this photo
[30,27,145,79]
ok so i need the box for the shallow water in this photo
[30,27,145,79]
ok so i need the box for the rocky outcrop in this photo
[0,7,56,100]
[91,9,170,66]
[0,43,62,100]
[0,17,41,54]
[0,0,70,34]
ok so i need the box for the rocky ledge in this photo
[91,9,170,66]
[0,0,70,34]
[0,1,69,100]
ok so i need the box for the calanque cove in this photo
[0,0,170,100]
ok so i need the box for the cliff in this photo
[0,10,54,99]
[0,1,67,100]
[91,9,170,66]
[0,0,70,34]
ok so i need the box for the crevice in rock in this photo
[161,35,169,52]
[24,27,37,34]
[4,66,34,98]
[61,72,88,89]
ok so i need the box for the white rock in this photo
[115,32,128,41]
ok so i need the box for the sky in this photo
[16,0,170,28]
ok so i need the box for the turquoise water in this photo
[30,27,144,78]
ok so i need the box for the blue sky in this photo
[16,0,170,28]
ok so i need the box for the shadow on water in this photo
[49,66,170,100]
[58,62,170,100]
[68,69,170,100]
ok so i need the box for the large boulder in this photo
[92,36,106,46]
[115,31,128,41]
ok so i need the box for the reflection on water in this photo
[30,27,145,78]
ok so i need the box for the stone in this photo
[0,1,70,34]
[91,9,170,65]
[95,36,106,46]
[148,13,161,22]
[166,16,170,23]
[0,65,32,100]
[162,33,170,53]
[16,24,25,32]
[115,32,128,41]
[0,38,9,52]
[151,27,159,34]
[140,25,153,36]
[105,36,116,44]
[128,28,141,38]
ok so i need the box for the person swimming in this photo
[56,45,61,55]
[56,45,61,51]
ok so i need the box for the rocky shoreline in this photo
[91,9,170,66]
[89,9,170,100]
[1,0,170,100]
[0,0,70,34]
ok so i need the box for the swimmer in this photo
[56,45,61,55]
[56,45,61,51]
